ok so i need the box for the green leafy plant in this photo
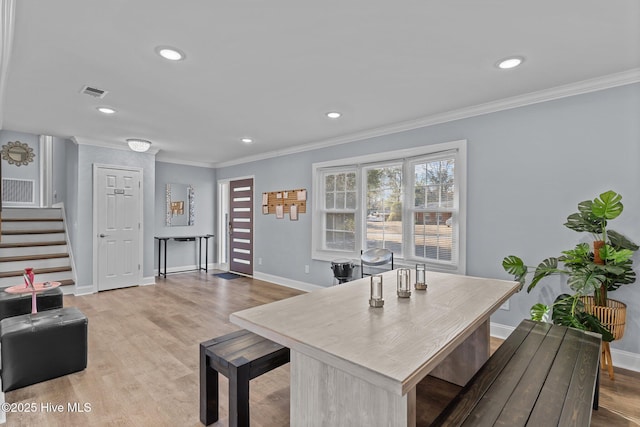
[502,190,638,342]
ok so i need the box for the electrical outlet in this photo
[258,258,263,265]
[500,300,510,311]
[304,265,310,274]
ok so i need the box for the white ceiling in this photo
[1,1,639,167]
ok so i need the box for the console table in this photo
[155,234,214,278]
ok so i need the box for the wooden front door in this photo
[229,178,253,276]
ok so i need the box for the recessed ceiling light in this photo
[497,56,524,69]
[241,138,254,144]
[126,138,152,152]
[97,107,116,114]
[155,46,185,61]
[326,111,342,119]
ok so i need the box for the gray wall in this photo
[2,83,638,356]
[155,161,216,271]
[217,83,640,354]
[0,130,40,205]
[72,144,156,290]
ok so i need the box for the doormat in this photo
[213,272,243,280]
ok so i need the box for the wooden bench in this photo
[431,319,601,427]
[199,329,290,427]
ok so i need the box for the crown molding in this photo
[214,69,640,168]
[71,136,160,155]
[154,155,215,168]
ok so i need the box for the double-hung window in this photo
[321,168,357,251]
[409,153,457,263]
[312,140,466,274]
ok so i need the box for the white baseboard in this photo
[140,276,156,286]
[603,347,640,373]
[489,322,515,340]
[74,285,95,296]
[253,271,324,293]
[490,322,640,373]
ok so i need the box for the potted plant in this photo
[502,190,638,345]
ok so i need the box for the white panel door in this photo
[96,166,141,291]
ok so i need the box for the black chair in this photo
[360,248,394,277]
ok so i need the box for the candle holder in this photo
[397,268,411,298]
[415,263,427,290]
[369,275,384,307]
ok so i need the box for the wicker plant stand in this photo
[581,296,627,380]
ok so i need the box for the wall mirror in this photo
[1,141,35,166]
[166,183,195,226]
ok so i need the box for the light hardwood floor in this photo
[4,272,640,426]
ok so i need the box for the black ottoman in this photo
[0,307,88,392]
[0,286,64,321]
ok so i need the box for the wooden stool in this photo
[200,329,290,427]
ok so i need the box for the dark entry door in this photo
[229,178,254,275]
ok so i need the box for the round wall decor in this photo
[1,141,35,166]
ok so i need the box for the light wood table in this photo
[230,270,519,426]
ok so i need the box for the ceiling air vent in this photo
[80,85,108,98]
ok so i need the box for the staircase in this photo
[0,207,75,289]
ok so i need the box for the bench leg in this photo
[229,365,250,427]
[593,365,600,410]
[200,345,219,425]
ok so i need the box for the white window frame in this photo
[318,166,359,253]
[311,139,466,274]
[405,151,460,270]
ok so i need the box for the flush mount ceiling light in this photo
[326,111,342,119]
[97,106,116,114]
[155,46,185,61]
[497,56,524,69]
[241,138,254,144]
[126,138,152,152]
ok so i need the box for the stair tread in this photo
[2,218,63,222]
[0,253,70,263]
[0,266,72,278]
[1,208,74,287]
[1,229,64,235]
[0,241,67,248]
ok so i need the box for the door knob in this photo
[99,234,108,238]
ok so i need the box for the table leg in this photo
[31,291,38,314]
[428,320,490,386]
[291,351,412,426]
[163,239,167,277]
[158,239,167,278]
[205,236,209,272]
